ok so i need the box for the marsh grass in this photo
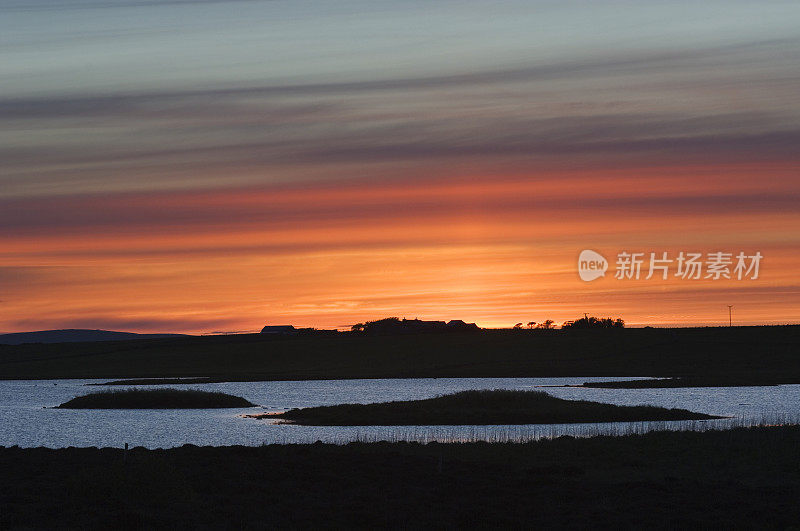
[261,389,721,425]
[3,425,800,529]
[56,388,256,409]
[255,413,800,445]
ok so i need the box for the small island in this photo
[247,389,721,425]
[56,389,256,409]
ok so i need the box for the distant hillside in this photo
[1,326,798,382]
[0,329,187,345]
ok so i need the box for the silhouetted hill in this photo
[0,329,187,345]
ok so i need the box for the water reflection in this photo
[1,377,798,448]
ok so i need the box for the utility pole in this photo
[727,305,733,327]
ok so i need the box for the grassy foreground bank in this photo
[1,325,798,383]
[257,390,719,425]
[57,389,255,409]
[1,426,798,529]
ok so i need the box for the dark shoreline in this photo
[2,425,798,529]
[2,326,799,384]
[89,377,797,388]
[579,377,785,389]
[87,377,215,386]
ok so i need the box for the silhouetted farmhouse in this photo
[445,319,480,331]
[260,325,298,335]
[355,318,480,334]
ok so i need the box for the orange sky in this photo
[2,2,799,333]
[2,162,798,333]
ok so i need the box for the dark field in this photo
[1,426,798,529]
[56,389,255,409]
[263,389,719,425]
[1,325,799,383]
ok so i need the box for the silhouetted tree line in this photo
[351,316,623,332]
[561,316,625,329]
[513,320,556,330]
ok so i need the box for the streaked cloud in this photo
[1,0,799,332]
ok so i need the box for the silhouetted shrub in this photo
[562,316,624,329]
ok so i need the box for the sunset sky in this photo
[1,0,799,333]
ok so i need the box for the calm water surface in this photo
[1,377,798,448]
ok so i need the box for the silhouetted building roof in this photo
[260,325,298,335]
[446,320,479,330]
[402,318,447,328]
